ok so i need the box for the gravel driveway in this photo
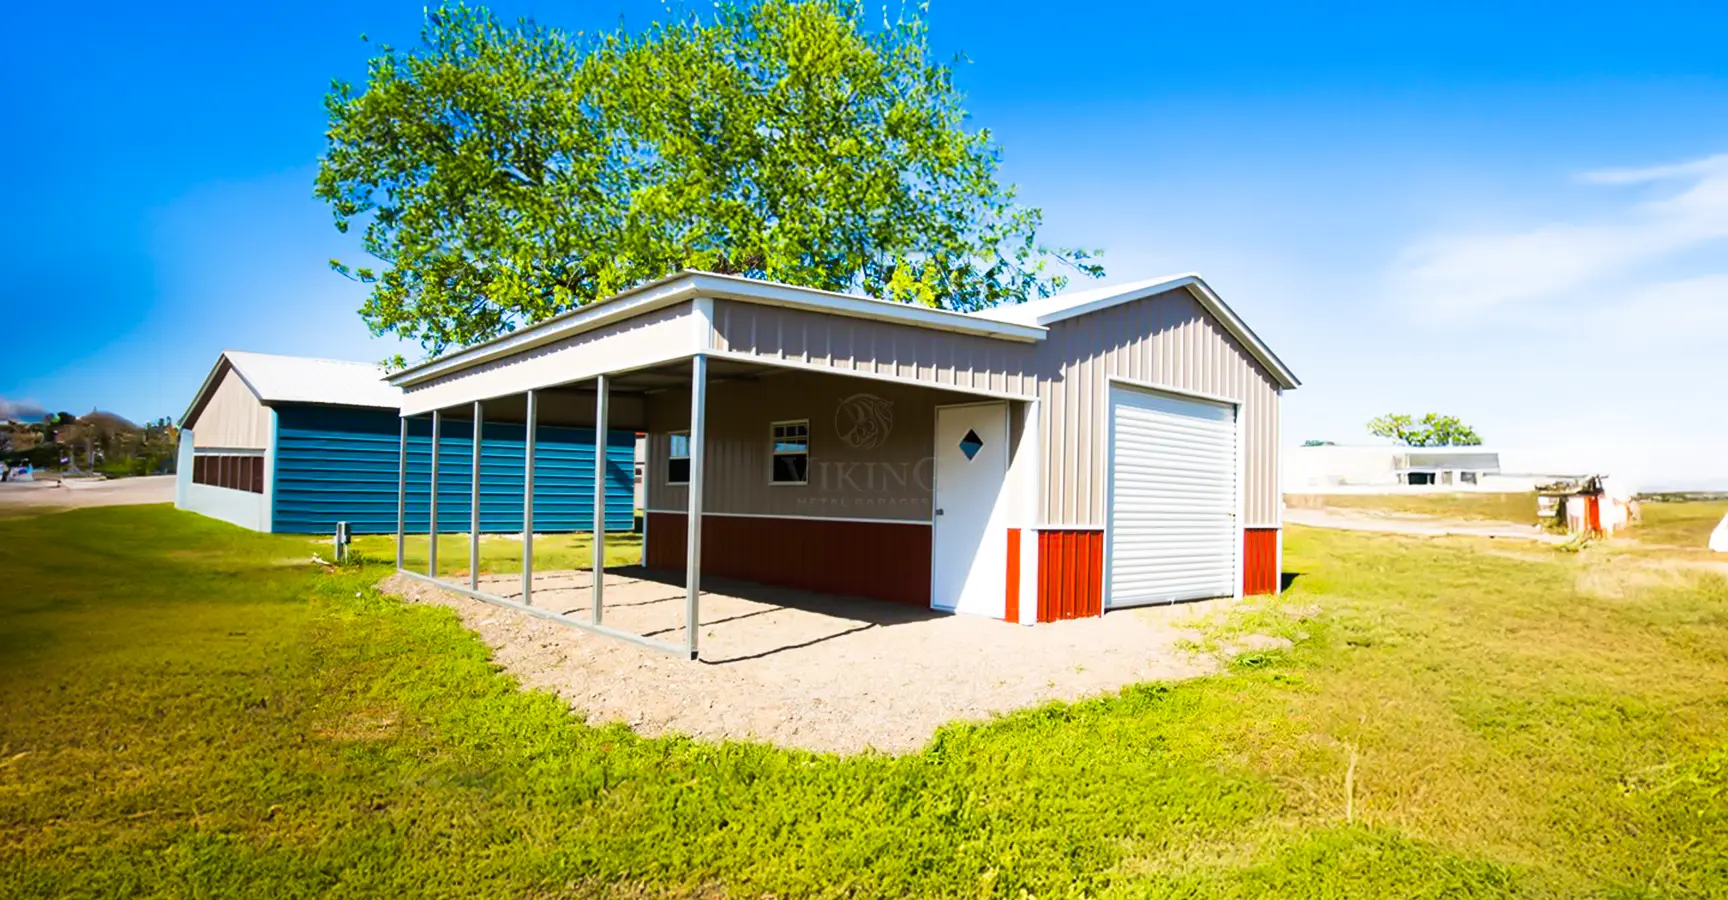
[385,569,1223,755]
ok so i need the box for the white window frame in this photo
[666,430,690,485]
[769,419,810,486]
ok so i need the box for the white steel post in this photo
[395,415,407,570]
[522,389,537,607]
[685,355,707,660]
[428,409,441,577]
[593,374,609,624]
[470,401,483,590]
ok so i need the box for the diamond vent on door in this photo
[958,429,983,461]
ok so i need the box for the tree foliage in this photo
[1367,413,1483,447]
[317,0,1102,354]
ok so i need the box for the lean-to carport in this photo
[386,271,1047,660]
[391,358,719,659]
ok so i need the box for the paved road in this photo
[0,475,175,515]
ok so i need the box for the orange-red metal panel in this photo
[1036,529,1103,622]
[1243,527,1280,596]
[645,512,932,606]
[1005,528,1021,623]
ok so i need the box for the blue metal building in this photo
[176,351,633,534]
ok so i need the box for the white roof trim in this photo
[389,271,1047,388]
[181,351,401,424]
[969,274,1300,389]
[181,355,244,425]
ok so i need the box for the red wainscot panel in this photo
[1244,528,1280,596]
[644,511,932,606]
[1036,529,1103,622]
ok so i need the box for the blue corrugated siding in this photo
[272,406,635,535]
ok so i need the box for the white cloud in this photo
[1391,153,1728,320]
[0,399,49,422]
[1579,153,1728,185]
[1589,273,1728,345]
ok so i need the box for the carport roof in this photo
[388,269,1298,391]
[181,350,401,423]
[388,270,1046,388]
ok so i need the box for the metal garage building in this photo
[176,351,634,534]
[385,270,1297,658]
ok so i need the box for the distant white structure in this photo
[1711,513,1728,553]
[1286,444,1549,493]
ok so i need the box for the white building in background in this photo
[1285,444,1554,493]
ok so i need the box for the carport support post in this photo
[470,401,483,590]
[395,416,407,570]
[685,354,707,660]
[428,410,441,577]
[522,389,537,607]
[593,374,609,624]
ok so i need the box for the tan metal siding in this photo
[710,299,1039,398]
[645,369,982,522]
[399,304,701,415]
[1036,287,1282,526]
[188,365,270,449]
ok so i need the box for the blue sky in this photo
[3,1,1725,487]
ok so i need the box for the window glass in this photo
[770,420,809,484]
[667,432,690,484]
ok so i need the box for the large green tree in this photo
[318,0,1102,355]
[1367,413,1483,447]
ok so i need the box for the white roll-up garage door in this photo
[1107,385,1238,607]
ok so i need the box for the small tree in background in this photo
[1367,413,1483,447]
[318,0,1103,355]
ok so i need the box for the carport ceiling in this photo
[424,356,775,427]
[609,356,770,392]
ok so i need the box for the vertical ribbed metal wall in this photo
[1034,287,1283,526]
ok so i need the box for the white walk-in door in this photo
[932,402,1009,617]
[1107,385,1238,607]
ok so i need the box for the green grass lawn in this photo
[347,530,645,578]
[2,506,1725,897]
[1286,490,1540,523]
[1630,499,1728,549]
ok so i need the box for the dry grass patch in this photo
[1285,491,1540,524]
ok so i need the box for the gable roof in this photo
[386,269,1297,392]
[181,351,401,424]
[967,274,1300,389]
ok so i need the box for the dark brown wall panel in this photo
[646,511,932,606]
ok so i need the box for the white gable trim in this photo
[180,355,256,425]
[973,275,1300,390]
